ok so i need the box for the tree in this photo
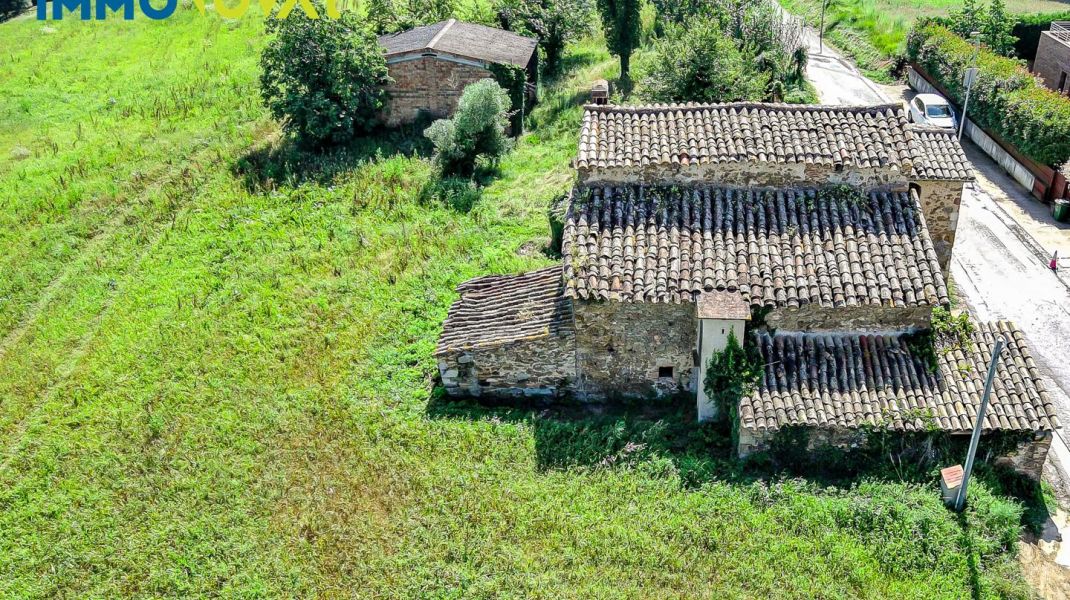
[260,11,391,147]
[596,0,642,81]
[424,79,513,175]
[496,0,593,74]
[949,0,985,40]
[983,0,1016,56]
[638,20,768,103]
[368,0,456,35]
[1,0,29,22]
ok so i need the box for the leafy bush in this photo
[1,0,28,21]
[424,79,512,175]
[703,331,761,425]
[947,0,1016,57]
[367,0,456,35]
[907,23,1070,168]
[496,0,593,74]
[639,20,767,103]
[638,7,811,104]
[260,11,391,148]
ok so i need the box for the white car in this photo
[908,93,957,129]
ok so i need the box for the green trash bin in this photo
[1054,199,1070,223]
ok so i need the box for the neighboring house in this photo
[1034,22,1070,95]
[434,101,1059,477]
[377,19,538,128]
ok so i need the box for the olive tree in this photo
[260,11,391,147]
[425,79,513,176]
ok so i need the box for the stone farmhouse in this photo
[377,19,537,128]
[434,102,1060,475]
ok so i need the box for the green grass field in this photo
[0,6,1052,598]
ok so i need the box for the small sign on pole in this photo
[963,67,979,88]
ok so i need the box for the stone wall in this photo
[382,54,493,127]
[913,179,964,278]
[765,304,933,332]
[1034,32,1070,93]
[738,426,1051,480]
[438,331,576,399]
[573,300,696,399]
[995,431,1053,481]
[578,161,910,190]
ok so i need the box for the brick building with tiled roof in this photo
[377,20,537,127]
[434,101,1057,477]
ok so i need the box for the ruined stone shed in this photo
[739,321,1060,477]
[378,19,537,128]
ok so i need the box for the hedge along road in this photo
[776,3,1070,500]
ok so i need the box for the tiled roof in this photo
[740,321,1060,433]
[576,103,912,171]
[435,266,572,355]
[697,291,751,320]
[907,125,974,181]
[561,185,948,307]
[379,19,537,67]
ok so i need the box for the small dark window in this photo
[1061,72,1069,94]
[478,379,489,386]
[658,366,674,379]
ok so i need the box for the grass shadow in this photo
[233,122,433,192]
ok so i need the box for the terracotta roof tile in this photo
[435,266,572,355]
[907,125,974,181]
[739,321,1060,433]
[561,185,948,307]
[379,19,537,67]
[576,103,914,171]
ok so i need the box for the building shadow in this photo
[425,391,746,488]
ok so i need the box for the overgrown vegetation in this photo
[907,22,1070,167]
[260,8,390,147]
[496,0,594,73]
[638,2,815,103]
[0,0,27,22]
[702,331,761,439]
[367,0,457,33]
[425,78,513,175]
[0,5,1049,598]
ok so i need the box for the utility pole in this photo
[958,31,981,141]
[819,0,827,55]
[953,336,1005,512]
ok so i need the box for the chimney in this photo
[591,79,609,105]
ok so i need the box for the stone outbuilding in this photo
[378,19,537,128]
[434,101,1058,477]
